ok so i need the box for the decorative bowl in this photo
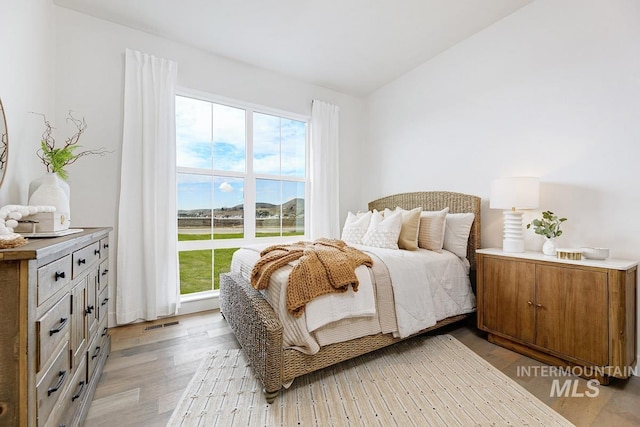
[581,247,610,260]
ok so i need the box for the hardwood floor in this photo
[85,311,640,426]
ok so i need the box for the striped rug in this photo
[168,335,573,426]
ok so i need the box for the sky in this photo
[176,96,306,210]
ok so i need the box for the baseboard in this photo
[178,293,220,315]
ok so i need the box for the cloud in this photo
[219,181,234,192]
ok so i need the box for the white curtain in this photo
[309,100,340,239]
[116,49,179,324]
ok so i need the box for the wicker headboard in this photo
[368,191,481,270]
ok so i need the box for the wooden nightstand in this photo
[476,248,637,384]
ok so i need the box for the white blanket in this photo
[305,265,376,332]
[352,244,473,338]
[232,244,377,333]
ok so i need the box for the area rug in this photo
[168,334,573,426]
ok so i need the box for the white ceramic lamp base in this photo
[502,210,525,253]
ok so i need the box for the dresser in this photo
[476,248,637,384]
[0,228,112,426]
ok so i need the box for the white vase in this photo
[28,173,71,229]
[29,173,70,202]
[542,238,557,256]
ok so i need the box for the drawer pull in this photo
[71,380,86,402]
[47,370,67,396]
[103,243,109,249]
[92,346,101,360]
[55,271,66,281]
[101,297,109,306]
[49,317,68,336]
[77,258,86,265]
[85,305,94,315]
[94,249,100,255]
[101,327,108,337]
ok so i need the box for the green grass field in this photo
[178,231,303,294]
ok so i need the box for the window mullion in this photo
[245,108,256,239]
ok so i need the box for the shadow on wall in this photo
[481,182,611,254]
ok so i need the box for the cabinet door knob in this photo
[536,303,543,308]
[527,301,533,306]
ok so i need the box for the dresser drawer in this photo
[97,286,109,325]
[36,293,70,372]
[36,343,70,427]
[98,259,109,293]
[55,355,88,427]
[37,255,71,306]
[87,332,104,382]
[100,236,110,257]
[72,242,100,279]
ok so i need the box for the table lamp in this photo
[490,177,539,253]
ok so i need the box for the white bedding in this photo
[231,244,377,332]
[350,244,474,338]
[230,242,475,353]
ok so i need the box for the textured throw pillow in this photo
[341,211,372,245]
[443,213,475,258]
[418,207,449,252]
[383,206,422,250]
[362,209,403,249]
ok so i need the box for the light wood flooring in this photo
[85,311,640,426]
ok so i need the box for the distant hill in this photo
[179,198,304,218]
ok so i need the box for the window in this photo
[176,93,308,296]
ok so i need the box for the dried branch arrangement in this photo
[34,111,110,180]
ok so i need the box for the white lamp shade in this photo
[490,177,540,210]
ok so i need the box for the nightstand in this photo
[476,248,637,384]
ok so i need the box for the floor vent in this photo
[163,321,180,327]
[144,321,180,331]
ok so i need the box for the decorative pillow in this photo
[341,211,372,245]
[362,209,403,249]
[383,206,422,250]
[418,207,449,252]
[443,213,475,258]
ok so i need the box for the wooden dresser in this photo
[476,248,637,384]
[0,228,112,426]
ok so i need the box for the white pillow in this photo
[418,208,449,252]
[341,211,372,245]
[443,213,475,258]
[383,206,422,250]
[362,210,403,249]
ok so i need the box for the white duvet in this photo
[351,244,475,338]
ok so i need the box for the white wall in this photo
[365,0,640,256]
[54,7,365,325]
[0,0,56,205]
[365,0,640,359]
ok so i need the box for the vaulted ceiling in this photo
[53,0,533,96]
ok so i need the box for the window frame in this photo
[176,88,310,298]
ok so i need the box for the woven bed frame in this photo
[220,191,481,403]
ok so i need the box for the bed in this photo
[219,191,481,403]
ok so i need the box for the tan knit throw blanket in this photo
[250,238,373,317]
